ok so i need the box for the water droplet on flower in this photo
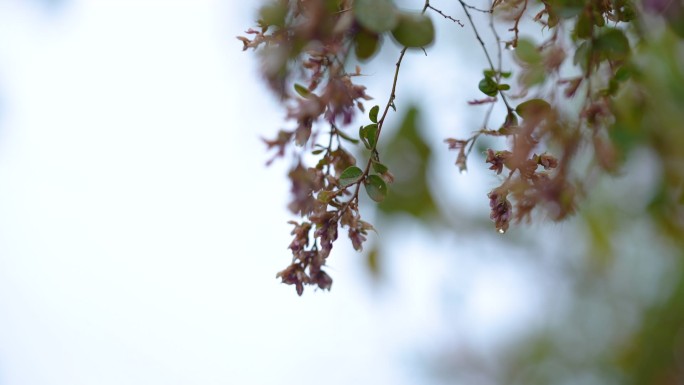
[498,228,505,234]
[505,44,515,51]
[459,168,467,175]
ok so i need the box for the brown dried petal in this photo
[348,228,367,251]
[537,153,559,170]
[486,149,512,175]
[444,138,468,150]
[488,189,512,233]
[288,164,319,216]
[288,221,312,253]
[313,270,333,291]
[519,159,539,180]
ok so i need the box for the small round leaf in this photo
[478,76,499,97]
[294,83,310,98]
[372,161,388,174]
[354,0,399,33]
[359,124,378,149]
[355,29,381,60]
[515,39,542,64]
[364,174,388,202]
[339,166,363,187]
[391,12,435,48]
[515,99,551,119]
[369,105,380,123]
[595,28,630,62]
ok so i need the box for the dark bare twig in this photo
[457,0,513,112]
[427,4,465,27]
[508,0,529,48]
[463,1,493,13]
[339,0,433,216]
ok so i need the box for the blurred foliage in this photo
[242,0,684,381]
[377,106,438,219]
[362,12,684,385]
[376,29,684,385]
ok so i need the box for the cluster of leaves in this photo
[239,0,436,295]
[441,0,643,233]
[240,0,683,295]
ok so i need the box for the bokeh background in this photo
[0,1,682,384]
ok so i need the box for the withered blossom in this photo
[342,213,374,251]
[444,138,468,150]
[312,270,333,291]
[288,221,312,253]
[287,164,324,216]
[519,158,539,180]
[241,0,634,293]
[312,212,339,256]
[488,189,512,233]
[263,130,294,165]
[276,263,306,296]
[535,153,559,170]
[445,139,469,173]
[323,76,372,125]
[327,148,356,175]
[486,149,512,175]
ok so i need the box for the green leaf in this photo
[614,65,632,82]
[573,41,591,70]
[364,174,388,202]
[595,28,630,62]
[354,0,399,33]
[336,129,359,144]
[369,105,380,123]
[391,12,435,48]
[354,28,381,60]
[593,9,605,27]
[258,3,287,27]
[498,83,511,91]
[515,99,551,119]
[500,111,519,134]
[555,2,584,18]
[317,190,334,203]
[359,124,378,149]
[311,148,325,155]
[294,83,310,98]
[478,76,499,97]
[372,161,388,174]
[339,166,363,187]
[378,106,436,218]
[521,67,546,87]
[574,11,592,39]
[515,39,542,64]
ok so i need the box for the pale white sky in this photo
[0,1,547,384]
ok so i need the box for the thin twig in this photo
[457,0,513,112]
[489,5,503,77]
[338,0,432,216]
[342,47,408,215]
[427,4,464,27]
[463,2,493,13]
[508,0,529,48]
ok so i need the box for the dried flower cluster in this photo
[241,0,641,295]
[239,0,420,295]
[445,0,635,233]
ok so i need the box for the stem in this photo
[337,0,432,217]
[340,47,408,218]
[458,0,513,112]
[427,4,464,27]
